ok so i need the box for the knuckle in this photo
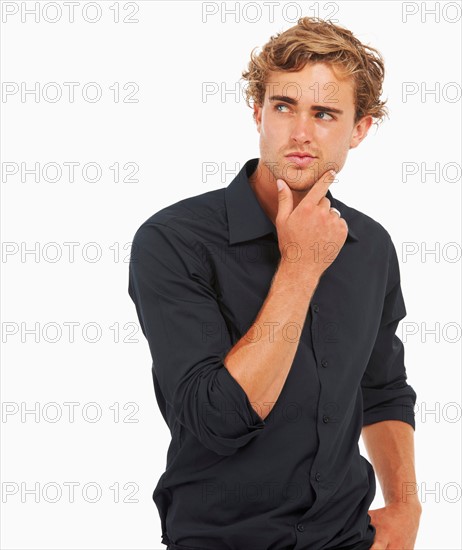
[319,197,330,209]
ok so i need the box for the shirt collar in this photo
[225,158,359,245]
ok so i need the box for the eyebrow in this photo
[268,95,344,115]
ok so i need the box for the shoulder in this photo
[132,187,227,245]
[334,195,403,290]
[334,195,395,251]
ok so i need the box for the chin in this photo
[287,181,315,193]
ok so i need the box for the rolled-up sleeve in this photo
[361,234,417,430]
[128,220,265,456]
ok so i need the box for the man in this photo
[128,17,422,550]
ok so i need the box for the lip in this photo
[285,154,317,168]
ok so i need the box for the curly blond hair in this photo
[241,17,388,127]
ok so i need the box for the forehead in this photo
[265,62,355,106]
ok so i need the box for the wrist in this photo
[386,497,422,512]
[277,258,321,288]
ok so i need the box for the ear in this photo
[253,102,262,132]
[349,115,373,150]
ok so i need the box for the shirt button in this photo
[321,359,328,368]
[297,523,305,532]
[323,415,329,423]
[315,472,322,481]
[313,304,319,312]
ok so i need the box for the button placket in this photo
[310,299,325,499]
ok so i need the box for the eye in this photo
[274,103,290,113]
[316,111,334,121]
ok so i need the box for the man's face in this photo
[253,62,372,191]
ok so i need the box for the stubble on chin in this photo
[285,181,316,194]
[281,169,318,190]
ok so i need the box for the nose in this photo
[289,113,315,144]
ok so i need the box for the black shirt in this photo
[128,158,417,550]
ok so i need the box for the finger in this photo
[318,196,331,211]
[302,169,336,207]
[275,178,293,225]
[329,207,341,217]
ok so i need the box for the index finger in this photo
[301,169,336,206]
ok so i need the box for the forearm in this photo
[362,420,421,509]
[223,259,320,421]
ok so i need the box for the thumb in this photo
[276,178,293,223]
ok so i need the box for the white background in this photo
[1,1,461,549]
